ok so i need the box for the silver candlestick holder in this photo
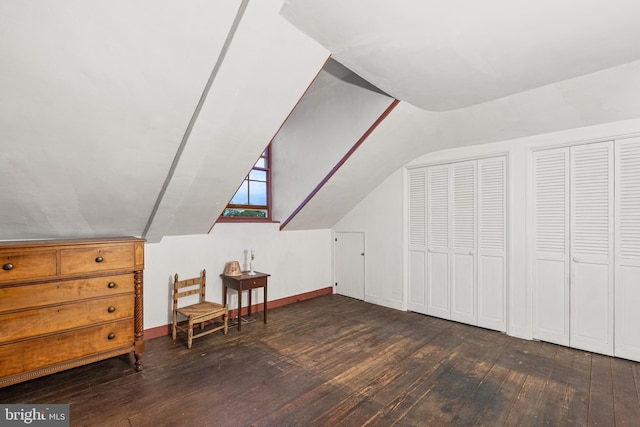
[248,250,256,276]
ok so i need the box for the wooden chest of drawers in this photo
[0,237,145,387]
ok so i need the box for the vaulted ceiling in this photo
[2,0,640,241]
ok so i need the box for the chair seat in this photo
[177,301,227,322]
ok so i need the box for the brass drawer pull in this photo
[108,282,116,288]
[108,333,116,340]
[2,263,13,271]
[108,306,116,313]
[95,256,104,263]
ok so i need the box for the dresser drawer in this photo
[0,319,135,379]
[0,295,134,345]
[0,250,57,284]
[0,274,134,313]
[60,243,134,275]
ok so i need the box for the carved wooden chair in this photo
[172,269,228,349]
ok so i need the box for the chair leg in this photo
[172,311,177,342]
[223,311,228,335]
[187,318,193,349]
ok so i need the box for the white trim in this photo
[407,151,511,171]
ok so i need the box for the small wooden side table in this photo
[220,271,270,331]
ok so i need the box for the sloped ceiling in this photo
[285,59,640,230]
[271,59,395,227]
[3,0,640,241]
[142,0,328,242]
[282,0,640,111]
[279,0,640,230]
[1,0,238,240]
[0,0,328,242]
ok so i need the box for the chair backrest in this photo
[173,269,207,311]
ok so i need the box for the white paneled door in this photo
[334,232,365,300]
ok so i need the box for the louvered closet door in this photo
[570,141,614,356]
[451,161,477,325]
[477,156,507,331]
[615,137,640,361]
[427,165,451,319]
[408,168,428,314]
[533,148,570,346]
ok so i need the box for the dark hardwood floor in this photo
[2,294,639,426]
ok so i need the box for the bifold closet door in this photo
[533,141,614,355]
[477,157,507,331]
[408,157,507,332]
[408,168,428,314]
[451,161,477,325]
[426,165,451,319]
[615,137,640,361]
[533,147,570,346]
[569,141,613,356]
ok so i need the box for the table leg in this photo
[264,284,267,324]
[237,287,242,332]
[248,289,252,316]
[223,285,228,324]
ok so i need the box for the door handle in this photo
[572,257,580,263]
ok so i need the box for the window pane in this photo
[249,181,267,205]
[230,181,248,205]
[249,169,267,181]
[222,208,267,218]
[254,158,267,168]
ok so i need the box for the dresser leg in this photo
[135,353,143,371]
[134,269,145,371]
[134,339,145,371]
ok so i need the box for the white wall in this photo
[336,117,640,340]
[143,222,331,330]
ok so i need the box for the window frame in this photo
[217,146,273,223]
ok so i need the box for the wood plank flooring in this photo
[1,294,639,426]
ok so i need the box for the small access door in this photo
[334,232,365,300]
